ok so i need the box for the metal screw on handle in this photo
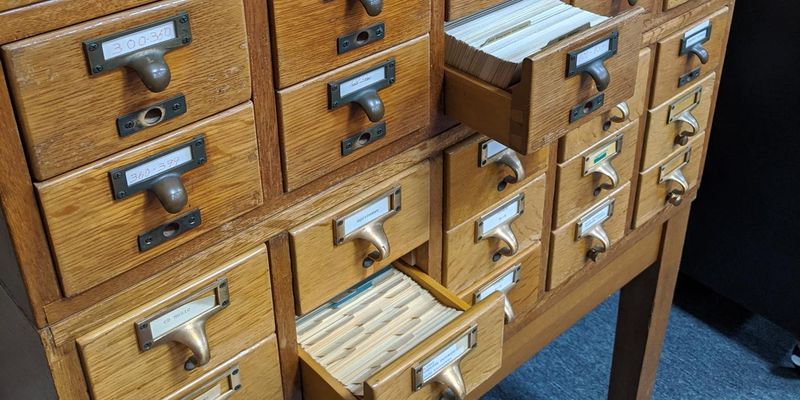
[124,48,172,92]
[494,148,525,184]
[673,110,699,146]
[666,189,684,206]
[359,0,383,16]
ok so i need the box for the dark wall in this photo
[682,0,800,335]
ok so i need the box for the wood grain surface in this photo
[444,133,549,229]
[2,0,252,180]
[76,246,274,400]
[554,119,638,227]
[269,0,430,88]
[558,47,652,162]
[445,0,505,21]
[0,0,43,12]
[163,335,284,400]
[277,36,431,191]
[572,0,655,17]
[633,132,705,228]
[548,183,631,290]
[443,173,547,294]
[290,162,430,315]
[459,244,542,339]
[650,6,730,106]
[36,103,263,296]
[642,72,715,170]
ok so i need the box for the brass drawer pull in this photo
[476,194,524,261]
[609,101,630,124]
[334,188,401,267]
[583,134,623,196]
[495,149,525,184]
[359,0,383,16]
[413,326,478,400]
[659,148,692,206]
[567,32,620,92]
[480,140,526,187]
[328,59,396,123]
[577,198,615,262]
[475,264,521,324]
[680,20,713,65]
[668,85,703,146]
[673,111,699,146]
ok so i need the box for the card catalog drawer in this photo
[278,36,431,191]
[548,183,630,290]
[459,245,541,331]
[571,0,655,17]
[633,133,705,228]
[642,73,715,170]
[558,47,651,162]
[270,0,430,88]
[76,246,275,400]
[2,0,251,181]
[36,104,262,296]
[443,173,547,295]
[298,264,505,400]
[164,335,283,400]
[650,7,730,107]
[444,8,643,155]
[554,119,638,227]
[444,134,548,229]
[290,162,430,315]
[446,0,506,21]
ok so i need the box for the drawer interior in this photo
[298,264,505,399]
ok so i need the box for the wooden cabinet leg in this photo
[608,206,691,400]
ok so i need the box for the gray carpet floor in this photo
[483,277,800,399]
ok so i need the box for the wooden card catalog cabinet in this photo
[1,0,252,180]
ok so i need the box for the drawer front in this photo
[642,73,715,170]
[548,183,630,290]
[77,246,275,400]
[446,0,506,21]
[443,173,547,295]
[444,134,548,229]
[650,6,730,107]
[0,0,42,12]
[514,8,644,154]
[270,0,430,88]
[554,119,638,227]
[164,335,283,400]
[299,265,505,400]
[278,36,431,191]
[2,0,251,180]
[36,104,262,296]
[633,132,705,228]
[558,47,652,162]
[290,162,430,315]
[459,244,541,334]
[571,0,655,17]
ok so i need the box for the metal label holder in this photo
[412,325,478,397]
[479,139,525,184]
[668,86,703,125]
[658,147,692,186]
[328,59,396,122]
[679,21,712,56]
[476,193,524,260]
[474,264,522,323]
[180,364,242,400]
[333,187,401,265]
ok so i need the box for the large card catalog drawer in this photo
[554,119,638,227]
[571,0,655,17]
[444,8,644,155]
[443,173,547,295]
[642,73,715,170]
[290,162,430,315]
[459,244,542,332]
[298,264,505,400]
[2,0,251,180]
[558,47,651,162]
[446,0,506,21]
[548,183,630,290]
[36,104,262,296]
[269,0,430,88]
[444,134,548,229]
[164,335,283,400]
[650,6,730,107]
[76,246,275,400]
[277,36,431,191]
[633,132,705,228]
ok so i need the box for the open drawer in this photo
[298,263,505,400]
[444,7,644,155]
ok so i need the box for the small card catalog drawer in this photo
[278,36,431,191]
[444,134,548,229]
[443,173,547,295]
[548,184,631,290]
[296,263,506,400]
[76,246,275,400]
[2,0,252,180]
[35,104,262,296]
[643,73,716,170]
[290,162,431,315]
[651,7,730,107]
[554,120,638,227]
